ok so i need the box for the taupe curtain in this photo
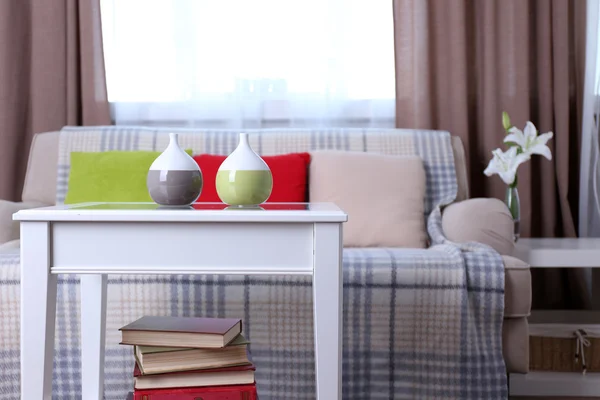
[393,0,587,308]
[0,0,110,201]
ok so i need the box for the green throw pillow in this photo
[64,150,193,204]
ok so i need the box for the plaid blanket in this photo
[0,127,506,399]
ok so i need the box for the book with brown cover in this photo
[120,316,242,348]
[135,334,250,375]
[133,363,256,390]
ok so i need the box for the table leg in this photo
[312,223,342,400]
[20,222,57,400]
[81,274,108,400]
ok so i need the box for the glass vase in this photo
[505,186,520,242]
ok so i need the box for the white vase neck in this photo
[169,132,179,147]
[218,132,270,171]
[148,132,199,171]
[238,133,249,148]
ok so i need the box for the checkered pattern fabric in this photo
[0,127,506,399]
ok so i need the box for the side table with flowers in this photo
[484,112,554,241]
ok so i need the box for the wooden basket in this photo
[529,336,600,372]
[529,311,600,373]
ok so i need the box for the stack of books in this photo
[120,316,257,400]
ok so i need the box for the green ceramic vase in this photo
[216,133,273,206]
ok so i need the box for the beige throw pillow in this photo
[309,151,427,248]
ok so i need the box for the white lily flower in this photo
[504,121,553,160]
[484,147,530,186]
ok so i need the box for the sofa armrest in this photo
[0,200,48,244]
[441,198,515,256]
[503,255,531,318]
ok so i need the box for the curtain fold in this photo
[0,0,110,202]
[394,0,587,308]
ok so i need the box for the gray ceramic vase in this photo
[147,133,202,206]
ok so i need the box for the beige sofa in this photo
[0,129,531,396]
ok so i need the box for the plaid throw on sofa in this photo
[0,127,506,399]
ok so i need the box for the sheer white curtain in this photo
[579,0,600,237]
[100,0,395,128]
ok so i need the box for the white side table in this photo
[14,202,347,400]
[509,238,600,397]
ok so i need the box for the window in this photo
[579,0,600,237]
[100,0,396,128]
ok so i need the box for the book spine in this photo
[134,393,257,400]
[133,387,257,400]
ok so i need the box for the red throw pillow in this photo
[193,153,311,203]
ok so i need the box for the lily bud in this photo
[502,111,512,131]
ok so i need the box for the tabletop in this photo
[516,237,600,250]
[514,238,600,268]
[13,202,348,223]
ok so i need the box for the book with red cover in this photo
[133,363,256,390]
[132,384,258,400]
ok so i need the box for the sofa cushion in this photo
[0,239,20,252]
[0,200,46,244]
[22,131,60,204]
[442,198,515,256]
[194,153,311,203]
[309,151,427,248]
